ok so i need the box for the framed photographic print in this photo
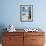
[20,5,33,22]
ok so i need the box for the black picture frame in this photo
[20,5,33,22]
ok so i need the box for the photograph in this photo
[20,5,33,22]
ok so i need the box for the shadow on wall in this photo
[0,24,7,43]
